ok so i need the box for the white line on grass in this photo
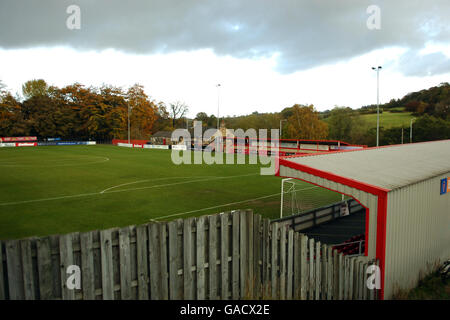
[102,173,258,194]
[152,185,319,221]
[0,173,259,206]
[100,176,220,194]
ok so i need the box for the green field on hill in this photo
[0,145,341,240]
[360,111,414,129]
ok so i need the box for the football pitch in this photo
[0,145,342,240]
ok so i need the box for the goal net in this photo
[280,178,350,218]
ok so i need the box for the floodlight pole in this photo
[372,66,382,147]
[216,84,221,131]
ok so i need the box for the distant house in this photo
[149,131,173,145]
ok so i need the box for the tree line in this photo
[0,79,188,141]
[1,79,448,145]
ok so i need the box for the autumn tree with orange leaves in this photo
[286,104,328,139]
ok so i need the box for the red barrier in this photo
[16,142,37,147]
[112,139,149,145]
[1,136,37,142]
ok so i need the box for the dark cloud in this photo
[397,50,450,77]
[0,0,449,74]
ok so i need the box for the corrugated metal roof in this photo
[281,140,450,190]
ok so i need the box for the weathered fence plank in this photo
[100,229,114,300]
[240,211,248,298]
[20,239,36,300]
[253,214,262,299]
[136,225,149,300]
[263,218,270,299]
[36,237,53,299]
[231,212,240,299]
[327,246,333,300]
[5,240,24,300]
[168,221,180,300]
[119,227,132,300]
[183,218,194,300]
[80,232,95,300]
[0,241,5,300]
[286,229,294,300]
[196,216,206,300]
[59,233,75,300]
[246,210,254,299]
[220,212,230,300]
[279,225,286,300]
[299,234,307,300]
[293,232,301,299]
[149,223,161,300]
[315,241,321,300]
[271,222,278,299]
[309,238,315,300]
[208,215,218,300]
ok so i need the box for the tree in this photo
[126,84,157,139]
[169,101,189,128]
[327,107,354,141]
[285,104,328,139]
[22,79,49,99]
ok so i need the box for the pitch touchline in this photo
[152,185,320,221]
[0,173,259,206]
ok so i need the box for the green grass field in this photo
[0,145,341,240]
[360,111,414,129]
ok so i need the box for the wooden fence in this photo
[0,210,379,300]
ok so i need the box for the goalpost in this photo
[280,178,348,218]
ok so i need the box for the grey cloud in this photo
[0,0,449,75]
[397,51,450,77]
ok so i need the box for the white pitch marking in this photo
[0,156,110,167]
[99,176,219,194]
[101,173,259,194]
[0,173,259,206]
[152,185,320,221]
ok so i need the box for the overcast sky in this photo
[1,0,449,117]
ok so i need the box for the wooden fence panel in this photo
[286,229,294,300]
[119,226,132,300]
[80,232,95,300]
[308,238,314,300]
[0,210,377,301]
[0,241,5,300]
[315,241,321,300]
[168,221,180,300]
[271,222,278,299]
[232,212,240,299]
[246,210,254,299]
[36,237,53,300]
[253,214,262,299]
[263,218,270,299]
[136,225,149,300]
[299,235,307,300]
[240,211,248,298]
[220,212,230,300]
[196,216,206,300]
[208,215,218,300]
[59,233,75,300]
[5,240,24,300]
[100,229,114,300]
[148,223,161,300]
[183,218,194,300]
[20,239,36,300]
[279,224,286,300]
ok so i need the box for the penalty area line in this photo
[151,185,320,221]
